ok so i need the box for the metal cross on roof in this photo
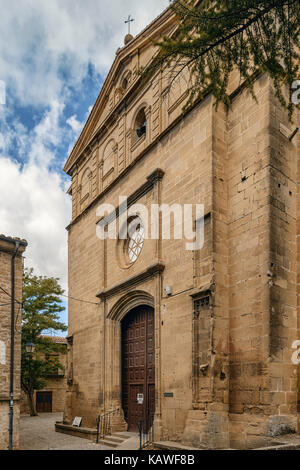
[125,15,135,34]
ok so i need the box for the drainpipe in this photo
[8,240,20,451]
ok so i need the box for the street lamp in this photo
[25,342,36,354]
[25,342,36,418]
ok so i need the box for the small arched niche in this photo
[80,167,91,202]
[103,139,116,178]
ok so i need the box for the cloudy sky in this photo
[0,0,170,319]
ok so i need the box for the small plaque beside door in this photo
[137,393,144,405]
[73,417,82,427]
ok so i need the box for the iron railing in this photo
[138,419,154,449]
[96,408,120,443]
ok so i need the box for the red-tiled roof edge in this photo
[40,335,68,344]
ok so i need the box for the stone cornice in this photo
[0,236,27,254]
[96,262,165,301]
[190,277,215,300]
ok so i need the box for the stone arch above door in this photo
[107,290,154,322]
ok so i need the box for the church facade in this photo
[62,7,300,449]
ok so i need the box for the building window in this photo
[194,295,210,317]
[125,217,145,264]
[134,108,147,140]
[117,216,145,268]
[120,70,131,92]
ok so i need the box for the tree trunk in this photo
[27,391,38,416]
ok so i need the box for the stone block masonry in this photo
[61,7,300,449]
[0,235,27,450]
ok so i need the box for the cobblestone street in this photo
[20,413,109,450]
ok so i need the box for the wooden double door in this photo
[121,306,155,432]
[36,391,52,413]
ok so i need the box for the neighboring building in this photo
[0,235,27,450]
[61,7,300,449]
[20,336,67,414]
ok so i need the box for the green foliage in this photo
[22,268,66,338]
[21,268,67,413]
[143,0,300,118]
[21,347,64,394]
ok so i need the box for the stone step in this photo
[98,433,130,448]
[101,440,119,448]
[113,433,130,439]
[103,436,124,444]
[154,441,203,451]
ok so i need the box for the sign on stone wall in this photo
[0,341,5,365]
[72,417,82,427]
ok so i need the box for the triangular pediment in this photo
[64,6,175,175]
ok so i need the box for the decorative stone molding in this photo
[96,262,165,301]
[168,90,189,115]
[145,105,152,118]
[161,86,170,100]
[126,129,133,155]
[80,193,90,205]
[96,168,165,228]
[103,140,117,178]
[147,168,165,185]
[107,290,155,321]
[120,70,132,90]
[130,133,146,152]
[115,87,125,104]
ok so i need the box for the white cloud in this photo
[0,157,71,291]
[0,0,170,107]
[30,100,65,167]
[66,115,83,135]
[0,103,71,290]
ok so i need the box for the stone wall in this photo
[64,74,300,448]
[20,348,67,415]
[0,236,27,450]
[62,10,300,448]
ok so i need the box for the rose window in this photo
[127,219,145,263]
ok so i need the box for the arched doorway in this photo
[121,305,155,432]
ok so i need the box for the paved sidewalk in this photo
[20,413,114,450]
[112,432,140,450]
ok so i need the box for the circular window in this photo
[122,77,128,91]
[127,218,145,263]
[117,216,145,269]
